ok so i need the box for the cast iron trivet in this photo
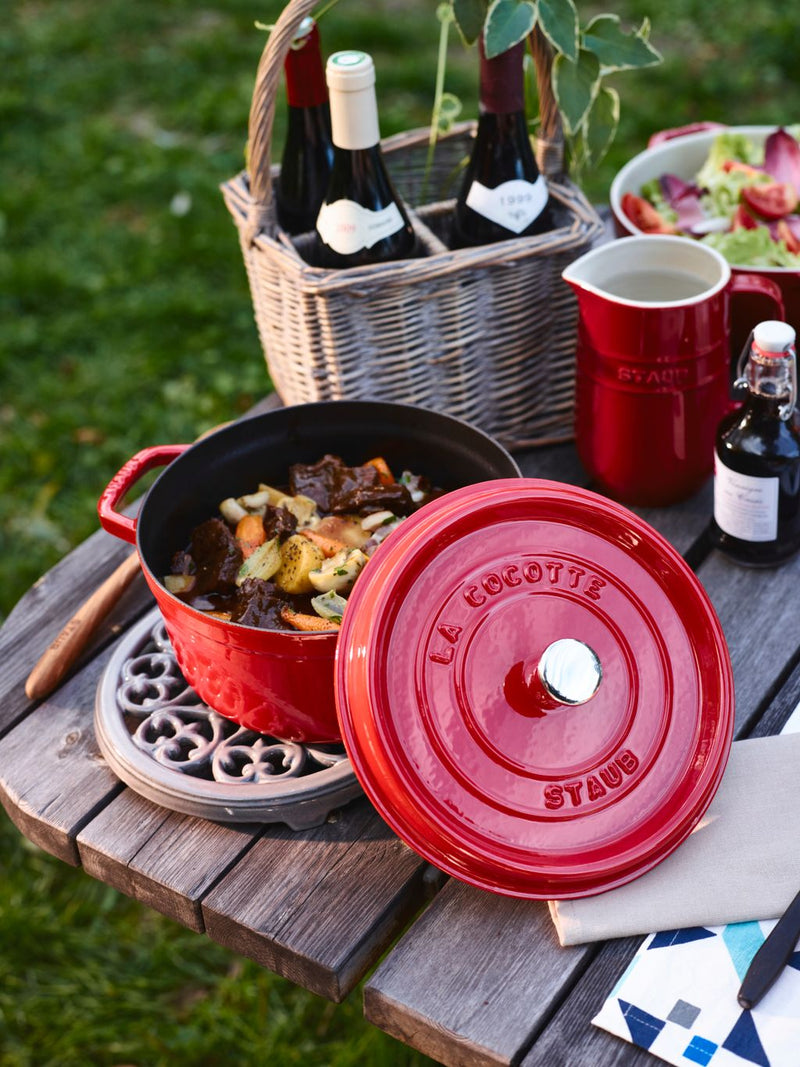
[94,608,361,828]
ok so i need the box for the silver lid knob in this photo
[537,639,602,707]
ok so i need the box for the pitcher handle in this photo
[724,273,786,409]
[98,444,189,545]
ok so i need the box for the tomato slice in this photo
[721,159,764,178]
[741,181,798,220]
[776,218,800,254]
[731,204,759,230]
[621,192,677,234]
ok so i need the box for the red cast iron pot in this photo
[97,401,521,743]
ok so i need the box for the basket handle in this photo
[527,26,564,179]
[246,0,318,242]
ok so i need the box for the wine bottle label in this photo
[465,176,548,234]
[714,452,779,542]
[317,199,405,255]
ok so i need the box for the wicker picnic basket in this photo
[221,0,604,449]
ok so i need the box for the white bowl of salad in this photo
[610,124,800,266]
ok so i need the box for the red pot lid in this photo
[335,479,734,900]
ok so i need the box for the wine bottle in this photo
[452,35,554,248]
[275,17,334,235]
[710,320,800,566]
[314,50,415,269]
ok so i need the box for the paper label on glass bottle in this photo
[714,452,779,542]
[465,176,548,234]
[316,199,404,255]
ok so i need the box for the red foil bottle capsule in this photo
[276,18,334,235]
[710,320,800,566]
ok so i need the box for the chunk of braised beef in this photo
[332,482,414,515]
[170,549,195,576]
[230,579,288,629]
[328,462,383,510]
[289,454,346,512]
[189,518,243,594]
[262,504,297,542]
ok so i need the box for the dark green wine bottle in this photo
[314,51,414,269]
[453,35,554,248]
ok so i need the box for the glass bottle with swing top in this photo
[710,320,800,566]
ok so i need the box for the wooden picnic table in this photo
[2,391,799,1066]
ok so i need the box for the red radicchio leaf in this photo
[780,213,800,241]
[764,128,800,194]
[659,173,706,233]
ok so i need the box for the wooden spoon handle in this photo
[25,552,141,701]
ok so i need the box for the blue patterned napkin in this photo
[593,704,800,1066]
[593,920,800,1066]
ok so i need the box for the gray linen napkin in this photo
[549,732,800,946]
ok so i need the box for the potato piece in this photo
[164,574,196,595]
[274,534,325,594]
[274,493,319,529]
[308,548,367,594]
[236,536,281,586]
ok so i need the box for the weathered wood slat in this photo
[697,548,800,734]
[202,797,429,1002]
[77,790,260,931]
[0,642,124,865]
[519,936,653,1067]
[364,880,587,1066]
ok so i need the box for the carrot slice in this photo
[300,528,348,558]
[365,456,395,486]
[235,514,266,558]
[280,607,340,632]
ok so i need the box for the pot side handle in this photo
[98,444,189,545]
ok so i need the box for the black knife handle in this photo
[738,887,800,1010]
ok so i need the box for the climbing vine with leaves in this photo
[433,0,661,176]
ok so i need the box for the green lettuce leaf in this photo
[695,133,771,221]
[701,225,800,267]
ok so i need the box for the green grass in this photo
[2,0,799,1062]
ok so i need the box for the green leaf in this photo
[537,0,579,62]
[582,84,619,164]
[552,48,600,135]
[452,0,488,44]
[582,15,662,72]
[484,0,537,58]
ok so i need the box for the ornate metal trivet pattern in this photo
[94,608,361,829]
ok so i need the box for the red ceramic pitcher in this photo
[563,235,785,506]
